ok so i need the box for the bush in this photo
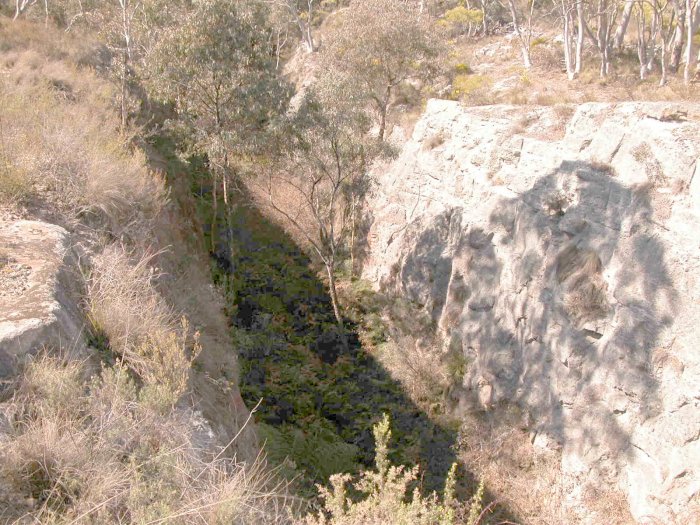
[305,414,460,525]
[454,63,472,75]
[450,74,493,105]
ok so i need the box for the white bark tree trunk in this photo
[576,0,585,76]
[684,0,698,83]
[563,1,578,79]
[508,0,534,68]
[613,0,635,49]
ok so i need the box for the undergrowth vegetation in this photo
[207,202,461,499]
[2,355,292,524]
[305,415,483,525]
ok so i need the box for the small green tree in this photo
[321,0,440,141]
[251,75,379,333]
[146,0,290,247]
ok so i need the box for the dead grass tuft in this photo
[87,245,175,355]
[86,245,205,410]
[556,245,609,323]
[376,336,449,407]
[423,131,447,150]
[457,408,568,524]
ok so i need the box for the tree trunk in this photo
[660,37,669,85]
[120,67,128,129]
[602,45,610,77]
[508,0,532,68]
[304,0,315,52]
[684,0,697,83]
[576,0,585,76]
[325,261,347,350]
[211,171,218,253]
[349,199,356,279]
[597,1,612,78]
[563,4,575,79]
[378,85,391,142]
[637,4,648,80]
[119,0,131,130]
[14,0,28,20]
[613,0,635,50]
[670,1,686,72]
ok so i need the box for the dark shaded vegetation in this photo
[206,199,458,497]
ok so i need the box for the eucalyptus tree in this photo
[250,75,384,333]
[597,0,619,76]
[267,0,316,52]
[146,0,290,247]
[322,0,440,142]
[684,0,699,82]
[561,0,586,79]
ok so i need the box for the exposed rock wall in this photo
[363,100,700,523]
[0,220,86,384]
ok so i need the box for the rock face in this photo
[0,220,85,385]
[364,100,700,523]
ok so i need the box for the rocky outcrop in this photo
[364,100,700,523]
[0,220,86,386]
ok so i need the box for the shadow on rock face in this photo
[381,159,678,513]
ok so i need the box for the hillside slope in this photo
[363,99,700,524]
[0,20,279,523]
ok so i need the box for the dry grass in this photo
[0,355,295,524]
[0,45,165,238]
[555,245,609,324]
[423,131,447,150]
[375,336,450,408]
[456,408,569,524]
[86,245,175,358]
[86,244,205,411]
[0,18,103,67]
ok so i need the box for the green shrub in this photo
[305,414,459,525]
[454,63,472,75]
[450,74,492,104]
[441,6,484,26]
